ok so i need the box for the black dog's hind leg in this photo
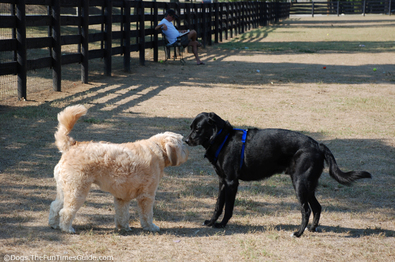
[292,176,312,237]
[307,194,321,232]
[204,179,226,226]
[292,201,311,237]
[293,193,322,236]
[212,179,239,228]
[291,154,324,237]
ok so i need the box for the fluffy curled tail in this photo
[54,105,87,153]
[320,144,371,185]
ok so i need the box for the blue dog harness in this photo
[212,128,248,169]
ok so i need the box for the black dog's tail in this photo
[320,144,372,186]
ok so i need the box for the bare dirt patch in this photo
[1,15,394,261]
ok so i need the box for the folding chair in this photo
[162,33,187,65]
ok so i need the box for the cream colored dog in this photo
[49,105,189,233]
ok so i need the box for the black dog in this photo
[185,112,371,237]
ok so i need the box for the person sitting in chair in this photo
[155,9,204,65]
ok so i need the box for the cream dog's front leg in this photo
[136,194,159,232]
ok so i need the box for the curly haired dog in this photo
[49,105,189,233]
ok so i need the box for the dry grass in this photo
[1,15,395,261]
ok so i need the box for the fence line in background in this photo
[0,0,290,100]
[290,0,394,16]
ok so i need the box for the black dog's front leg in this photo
[204,179,226,226]
[213,179,239,228]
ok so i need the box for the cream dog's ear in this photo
[164,133,189,166]
[166,142,180,166]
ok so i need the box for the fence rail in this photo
[0,0,290,100]
[290,0,394,16]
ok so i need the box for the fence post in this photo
[124,0,131,71]
[17,0,27,100]
[225,3,229,40]
[236,2,240,35]
[230,2,234,38]
[153,0,158,62]
[275,1,279,23]
[363,0,366,16]
[202,4,207,47]
[81,0,89,83]
[257,2,261,26]
[389,0,392,15]
[261,2,267,27]
[194,4,199,42]
[208,3,212,46]
[52,0,61,91]
[241,2,244,34]
[139,0,145,65]
[312,1,314,17]
[215,2,219,44]
[104,0,112,76]
[185,3,191,30]
[12,4,17,61]
[218,3,226,42]
[337,0,340,16]
[77,6,81,54]
[47,6,52,65]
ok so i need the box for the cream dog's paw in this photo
[143,224,160,232]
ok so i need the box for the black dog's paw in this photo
[203,220,215,226]
[212,222,226,229]
[291,231,302,238]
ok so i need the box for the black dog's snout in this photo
[184,135,196,146]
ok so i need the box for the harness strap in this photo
[212,129,222,143]
[234,128,248,169]
[213,133,230,162]
[210,128,248,169]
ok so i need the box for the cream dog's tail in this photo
[55,105,87,153]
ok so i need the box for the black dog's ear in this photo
[207,112,224,144]
[208,112,226,129]
[207,112,219,125]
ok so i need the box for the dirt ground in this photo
[0,15,394,261]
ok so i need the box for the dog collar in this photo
[208,128,248,169]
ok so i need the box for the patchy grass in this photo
[217,16,395,53]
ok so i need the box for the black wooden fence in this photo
[290,0,393,16]
[0,0,290,100]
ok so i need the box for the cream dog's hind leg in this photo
[49,191,64,229]
[59,183,91,233]
[49,193,64,229]
[49,164,63,229]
